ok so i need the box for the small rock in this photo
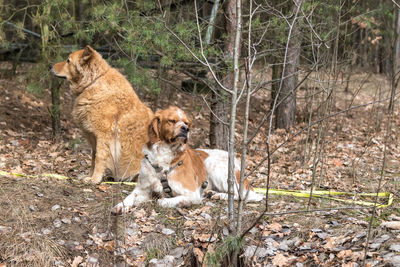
[169,247,184,258]
[381,221,400,230]
[372,234,390,244]
[369,243,381,250]
[278,242,290,251]
[163,255,175,266]
[54,260,64,266]
[10,140,19,146]
[316,232,328,240]
[148,259,160,267]
[330,221,339,226]
[296,263,304,267]
[204,201,215,207]
[162,228,175,235]
[222,227,229,236]
[389,256,400,266]
[243,245,274,259]
[86,239,93,246]
[200,212,212,220]
[57,240,65,245]
[0,226,12,234]
[126,247,144,257]
[53,219,62,228]
[73,217,81,222]
[41,228,52,235]
[388,214,400,221]
[51,205,61,211]
[36,192,44,197]
[389,244,400,252]
[29,205,35,211]
[86,253,99,266]
[299,244,312,251]
[61,218,71,224]
[311,228,322,233]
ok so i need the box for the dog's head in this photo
[50,45,97,82]
[148,106,192,146]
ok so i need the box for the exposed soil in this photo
[0,61,399,266]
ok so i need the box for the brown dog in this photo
[51,45,153,184]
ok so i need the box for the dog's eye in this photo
[168,119,176,124]
[67,59,70,64]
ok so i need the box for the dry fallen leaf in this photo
[337,250,352,259]
[332,158,343,167]
[193,247,204,263]
[268,222,283,232]
[193,233,217,242]
[97,184,109,192]
[324,237,336,250]
[342,262,355,267]
[272,253,289,267]
[71,256,83,267]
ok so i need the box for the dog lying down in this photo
[112,107,264,214]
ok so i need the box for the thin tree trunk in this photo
[50,77,61,136]
[209,93,228,150]
[225,0,240,232]
[389,6,400,111]
[275,0,302,129]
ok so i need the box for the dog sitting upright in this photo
[112,106,263,214]
[51,45,153,184]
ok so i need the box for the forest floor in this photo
[0,61,399,267]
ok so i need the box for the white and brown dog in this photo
[112,107,263,213]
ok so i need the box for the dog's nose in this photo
[49,64,53,70]
[181,125,189,133]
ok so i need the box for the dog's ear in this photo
[148,115,161,145]
[81,45,94,63]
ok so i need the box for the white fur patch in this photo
[198,149,264,202]
[177,108,183,119]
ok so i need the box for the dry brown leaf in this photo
[141,224,154,233]
[193,233,217,242]
[324,237,336,250]
[337,250,352,259]
[332,158,343,167]
[342,262,355,267]
[184,220,197,227]
[135,209,147,219]
[193,247,204,263]
[272,253,289,267]
[97,184,109,192]
[71,256,83,267]
[0,263,6,267]
[103,240,115,251]
[268,222,282,232]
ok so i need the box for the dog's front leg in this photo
[84,140,108,184]
[112,186,151,214]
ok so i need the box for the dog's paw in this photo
[158,198,178,208]
[111,203,131,215]
[81,176,102,185]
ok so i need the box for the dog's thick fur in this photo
[51,45,153,184]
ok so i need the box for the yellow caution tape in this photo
[253,188,393,208]
[0,171,393,208]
